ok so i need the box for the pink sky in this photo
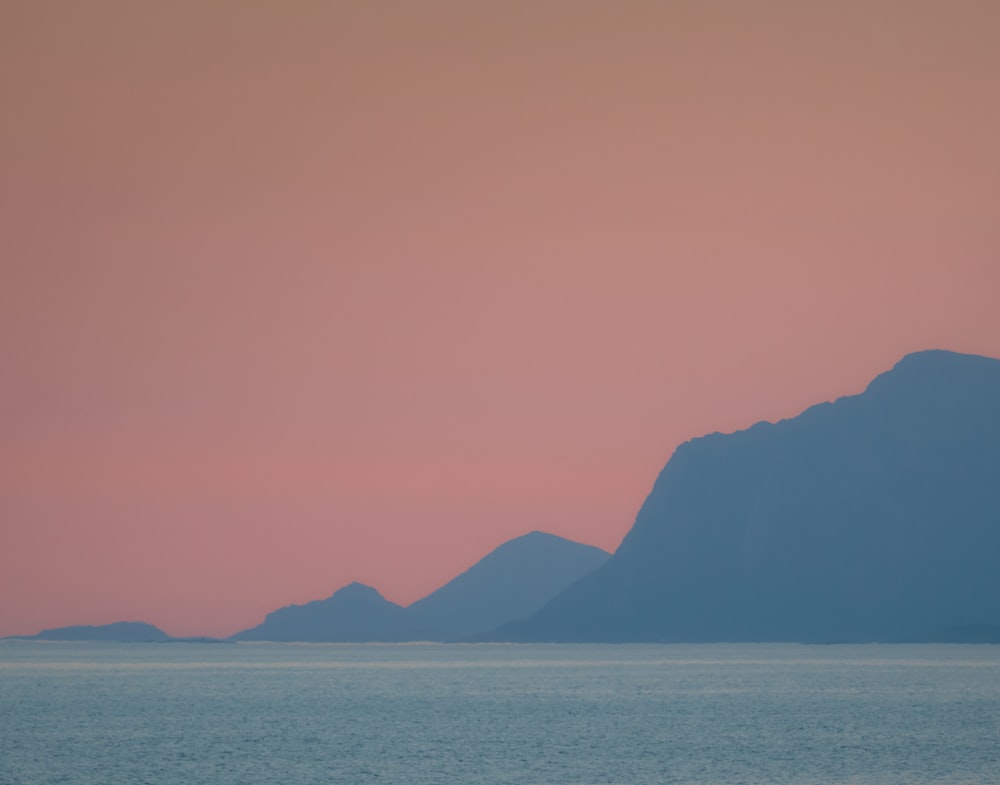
[3,2,999,637]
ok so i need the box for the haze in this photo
[2,1,999,637]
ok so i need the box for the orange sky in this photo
[2,1,999,637]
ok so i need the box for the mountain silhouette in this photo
[231,531,609,642]
[404,531,610,640]
[231,582,407,642]
[497,350,1000,643]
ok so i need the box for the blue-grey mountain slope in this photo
[230,582,407,642]
[497,350,1000,643]
[231,532,609,642]
[404,531,610,640]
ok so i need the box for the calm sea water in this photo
[1,641,998,785]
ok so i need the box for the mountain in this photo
[404,531,610,640]
[23,621,172,642]
[231,532,610,642]
[231,582,407,642]
[497,350,1000,643]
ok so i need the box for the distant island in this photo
[12,621,172,642]
[11,349,999,645]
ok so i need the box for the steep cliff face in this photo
[500,350,1000,642]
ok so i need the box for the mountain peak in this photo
[895,347,981,365]
[404,531,609,640]
[231,581,404,642]
[866,348,1000,392]
[332,582,384,600]
[231,531,609,642]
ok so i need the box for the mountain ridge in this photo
[12,349,998,645]
[231,531,610,642]
[496,349,1000,643]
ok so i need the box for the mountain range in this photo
[499,350,1000,642]
[10,349,999,644]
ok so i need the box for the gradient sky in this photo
[3,1,999,637]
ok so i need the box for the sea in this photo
[1,641,998,785]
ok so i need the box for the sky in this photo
[2,1,999,638]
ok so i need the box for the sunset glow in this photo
[3,1,999,637]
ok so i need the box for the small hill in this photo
[231,582,407,642]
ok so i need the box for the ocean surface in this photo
[1,641,998,785]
